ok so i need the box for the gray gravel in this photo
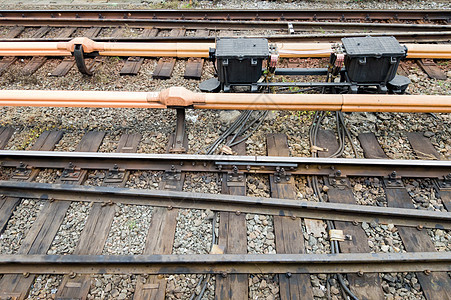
[0,199,44,254]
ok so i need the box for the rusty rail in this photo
[0,252,449,275]
[0,180,449,229]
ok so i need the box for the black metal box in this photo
[342,36,407,84]
[216,38,269,86]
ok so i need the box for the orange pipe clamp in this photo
[0,87,451,113]
[0,38,449,59]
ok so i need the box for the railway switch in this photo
[202,36,410,94]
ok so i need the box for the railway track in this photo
[0,7,450,299]
[0,9,449,79]
[0,124,449,299]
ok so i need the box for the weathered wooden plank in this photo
[358,133,387,159]
[21,57,47,76]
[0,127,14,150]
[440,191,451,213]
[119,28,157,75]
[267,133,314,300]
[195,29,209,37]
[134,133,184,300]
[407,132,441,160]
[317,130,384,300]
[0,130,62,234]
[153,58,176,79]
[56,133,135,299]
[215,137,248,300]
[30,131,63,151]
[169,28,186,37]
[0,56,17,76]
[417,59,447,80]
[6,26,25,38]
[184,57,204,80]
[361,132,451,300]
[385,187,451,300]
[0,131,101,299]
[31,26,50,38]
[75,131,105,152]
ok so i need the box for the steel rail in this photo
[0,18,448,32]
[0,252,449,274]
[2,31,450,43]
[0,9,448,22]
[0,181,449,229]
[1,150,450,179]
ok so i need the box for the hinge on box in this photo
[163,165,181,181]
[226,165,245,187]
[383,171,404,188]
[273,166,291,184]
[60,162,82,181]
[104,164,126,183]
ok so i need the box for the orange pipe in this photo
[0,38,449,59]
[1,87,451,113]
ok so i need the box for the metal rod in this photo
[0,181,449,229]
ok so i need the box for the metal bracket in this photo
[163,165,181,181]
[273,166,291,184]
[328,170,349,189]
[226,165,245,187]
[104,164,126,184]
[436,173,451,190]
[383,171,404,188]
[383,178,404,189]
[11,162,32,180]
[60,162,82,181]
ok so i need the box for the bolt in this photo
[318,165,322,170]
[352,220,359,226]
[157,274,164,279]
[291,216,296,220]
[114,164,118,169]
[416,225,423,231]
[357,271,364,277]
[305,165,309,170]
[221,272,227,278]
[49,198,54,203]
[167,206,173,210]
[286,272,292,278]
[424,269,431,276]
[235,211,241,216]
[23,272,30,278]
[69,272,76,279]
[390,171,397,178]
[340,179,346,184]
[335,170,342,177]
